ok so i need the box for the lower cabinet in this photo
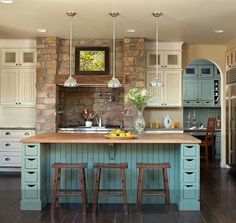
[0,129,35,169]
[179,144,200,210]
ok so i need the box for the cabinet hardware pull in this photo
[19,102,21,105]
[185,185,194,188]
[5,143,10,147]
[16,63,18,66]
[25,132,30,136]
[16,102,18,104]
[28,158,35,161]
[186,172,194,175]
[27,145,35,148]
[19,63,22,66]
[186,146,193,148]
[5,158,10,161]
[186,159,194,161]
[28,172,35,174]
[5,132,11,135]
[27,185,35,187]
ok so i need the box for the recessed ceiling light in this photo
[214,29,224,33]
[126,28,136,33]
[1,0,13,4]
[37,29,47,33]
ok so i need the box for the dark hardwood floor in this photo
[0,163,235,223]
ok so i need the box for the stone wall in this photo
[36,37,145,132]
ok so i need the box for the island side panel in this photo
[45,143,181,204]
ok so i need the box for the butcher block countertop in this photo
[21,132,201,144]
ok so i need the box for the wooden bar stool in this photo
[93,163,128,215]
[136,163,171,208]
[51,163,88,215]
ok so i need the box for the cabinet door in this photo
[146,71,163,106]
[18,69,36,106]
[184,79,199,100]
[199,80,214,101]
[213,66,220,78]
[1,49,19,67]
[19,49,36,67]
[163,51,181,69]
[0,69,18,105]
[184,65,198,78]
[164,70,182,106]
[198,64,213,78]
[146,51,163,69]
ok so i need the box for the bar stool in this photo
[93,163,128,215]
[136,163,171,208]
[51,163,88,215]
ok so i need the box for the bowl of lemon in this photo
[105,129,137,139]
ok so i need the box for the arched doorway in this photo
[183,59,223,164]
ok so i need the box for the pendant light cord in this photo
[69,17,72,77]
[112,15,116,78]
[155,16,159,77]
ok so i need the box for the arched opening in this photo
[183,59,223,165]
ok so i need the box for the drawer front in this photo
[0,141,21,150]
[183,158,196,170]
[24,184,39,199]
[202,100,214,107]
[183,146,196,156]
[183,185,196,199]
[183,172,196,183]
[25,158,38,169]
[24,171,38,183]
[1,130,35,138]
[0,152,21,166]
[24,145,38,156]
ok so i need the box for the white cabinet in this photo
[0,68,36,106]
[1,48,36,67]
[146,70,182,107]
[146,50,182,69]
[0,129,35,168]
[145,42,183,107]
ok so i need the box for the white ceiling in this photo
[0,0,236,44]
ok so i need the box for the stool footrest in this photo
[97,189,124,197]
[142,189,166,197]
[58,189,83,197]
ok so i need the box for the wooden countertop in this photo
[21,132,201,144]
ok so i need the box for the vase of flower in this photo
[125,87,151,134]
[134,109,146,134]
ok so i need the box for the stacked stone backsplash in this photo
[36,37,145,132]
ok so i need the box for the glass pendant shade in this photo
[64,11,78,87]
[108,11,121,88]
[150,11,163,88]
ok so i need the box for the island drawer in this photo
[23,184,39,199]
[183,158,196,170]
[0,141,22,150]
[183,172,196,183]
[183,145,197,156]
[24,145,38,156]
[0,151,21,166]
[183,184,197,199]
[25,158,38,169]
[24,171,38,182]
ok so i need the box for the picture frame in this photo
[75,47,110,75]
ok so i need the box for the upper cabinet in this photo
[1,49,36,67]
[226,47,236,71]
[184,64,213,78]
[145,42,183,107]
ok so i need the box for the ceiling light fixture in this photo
[1,0,13,4]
[37,29,47,33]
[64,11,78,87]
[107,11,121,88]
[214,29,224,34]
[126,28,136,33]
[150,11,164,87]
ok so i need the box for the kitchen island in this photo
[20,133,201,211]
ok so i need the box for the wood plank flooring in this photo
[0,163,235,223]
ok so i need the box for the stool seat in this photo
[136,162,171,169]
[93,162,128,215]
[52,162,87,168]
[136,162,171,208]
[93,163,128,169]
[51,162,88,215]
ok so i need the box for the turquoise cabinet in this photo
[198,64,213,78]
[184,79,199,101]
[184,64,213,78]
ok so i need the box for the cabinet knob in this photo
[19,63,22,66]
[16,102,18,104]
[5,132,11,136]
[5,143,10,147]
[25,132,29,136]
[19,102,21,105]
[16,64,18,66]
[5,158,10,161]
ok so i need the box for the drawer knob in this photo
[5,143,10,147]
[5,158,10,161]
[25,132,30,136]
[5,132,11,136]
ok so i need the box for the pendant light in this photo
[64,11,78,87]
[107,11,121,88]
[150,11,164,87]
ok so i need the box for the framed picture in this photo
[75,47,109,75]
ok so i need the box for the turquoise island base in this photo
[20,133,201,211]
